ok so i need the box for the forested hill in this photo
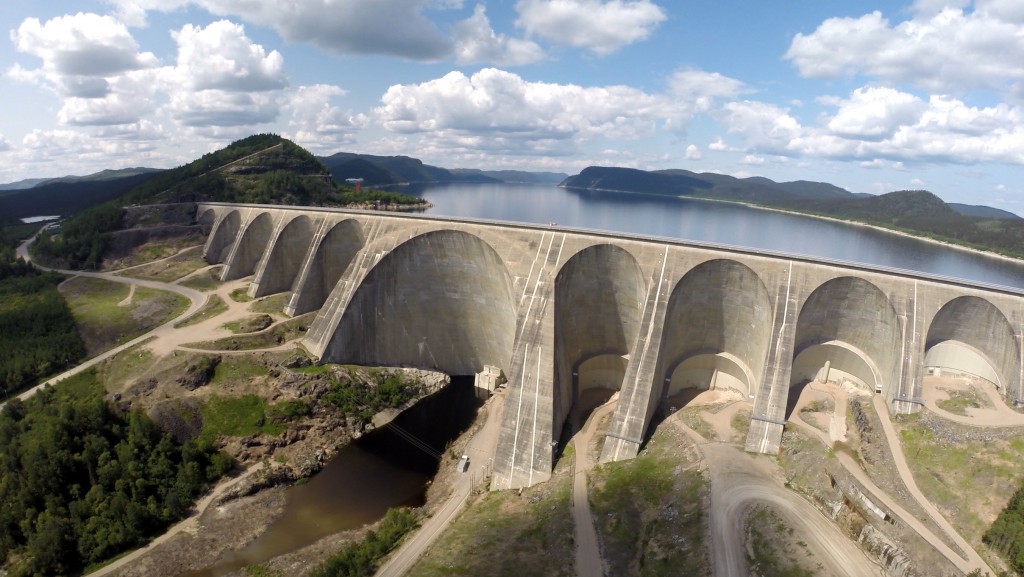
[562,166,1024,259]
[318,151,499,186]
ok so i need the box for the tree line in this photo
[0,226,86,399]
[0,370,232,576]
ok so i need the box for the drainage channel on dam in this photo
[188,376,485,577]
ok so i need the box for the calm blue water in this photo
[409,182,1024,290]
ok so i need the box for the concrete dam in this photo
[197,202,1024,490]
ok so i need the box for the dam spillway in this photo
[196,202,1024,489]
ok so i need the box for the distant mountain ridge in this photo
[561,165,1019,219]
[562,165,1024,258]
[317,152,568,186]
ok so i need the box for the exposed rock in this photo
[176,355,220,390]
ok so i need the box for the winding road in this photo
[4,236,207,408]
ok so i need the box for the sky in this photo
[1,1,1023,211]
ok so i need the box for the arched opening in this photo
[654,259,772,415]
[205,210,240,264]
[789,277,900,417]
[322,230,516,376]
[223,212,273,280]
[555,244,645,442]
[924,296,1018,396]
[197,207,216,235]
[289,219,364,315]
[251,215,314,298]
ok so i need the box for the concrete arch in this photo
[197,207,216,235]
[223,212,274,281]
[790,276,901,408]
[251,215,315,298]
[289,219,364,316]
[925,296,1019,395]
[655,259,773,403]
[321,229,517,376]
[204,210,240,264]
[554,244,646,425]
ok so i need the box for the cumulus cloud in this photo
[785,5,1024,93]
[0,134,10,152]
[454,5,545,66]
[161,20,286,129]
[12,13,158,79]
[719,87,1024,166]
[286,84,369,152]
[375,68,672,148]
[684,144,701,160]
[108,0,453,60]
[515,0,666,55]
[171,21,285,92]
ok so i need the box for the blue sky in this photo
[1,1,1023,211]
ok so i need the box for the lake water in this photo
[409,182,1024,290]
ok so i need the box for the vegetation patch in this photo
[230,287,254,302]
[61,277,188,355]
[200,394,284,441]
[210,357,268,385]
[323,369,421,426]
[0,369,231,576]
[174,294,228,328]
[183,314,313,351]
[745,505,819,577]
[589,426,709,577]
[250,292,290,315]
[935,386,986,416]
[310,507,419,577]
[179,266,225,291]
[407,476,574,577]
[0,259,84,398]
[98,339,156,389]
[115,245,207,282]
[223,314,274,334]
[897,412,1024,548]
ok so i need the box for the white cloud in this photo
[514,0,666,55]
[708,138,729,151]
[721,87,1024,166]
[718,101,802,153]
[286,85,369,153]
[454,5,545,66]
[374,68,675,155]
[161,20,287,129]
[684,144,701,160]
[825,86,925,139]
[785,5,1024,93]
[171,21,286,92]
[0,134,10,152]
[12,13,158,79]
[741,154,765,165]
[108,0,454,60]
[910,178,926,186]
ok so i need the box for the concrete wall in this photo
[196,202,1024,488]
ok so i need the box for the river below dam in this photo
[188,377,483,577]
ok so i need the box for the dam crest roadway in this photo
[197,201,1024,491]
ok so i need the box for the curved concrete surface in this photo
[793,276,901,398]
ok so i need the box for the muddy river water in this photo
[188,377,483,577]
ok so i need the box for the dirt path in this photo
[571,398,617,577]
[375,390,507,577]
[787,385,993,575]
[920,375,1024,427]
[117,283,136,307]
[84,466,261,577]
[665,413,877,577]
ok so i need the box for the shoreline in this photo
[561,184,1024,267]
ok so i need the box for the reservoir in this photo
[409,182,1024,290]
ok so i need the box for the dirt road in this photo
[571,399,617,577]
[375,390,507,577]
